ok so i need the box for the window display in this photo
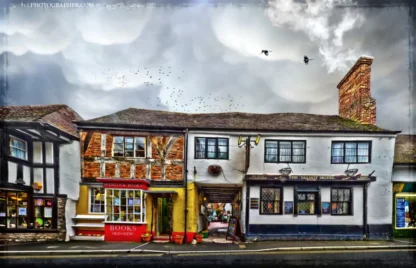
[34,198,54,229]
[0,191,28,229]
[105,189,146,223]
[90,187,105,213]
[395,193,416,229]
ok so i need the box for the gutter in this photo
[184,129,189,242]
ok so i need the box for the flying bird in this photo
[260,50,272,56]
[304,56,314,64]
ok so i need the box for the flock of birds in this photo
[94,51,315,113]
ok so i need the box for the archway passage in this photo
[198,186,242,241]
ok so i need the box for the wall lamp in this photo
[279,167,292,176]
[238,134,261,148]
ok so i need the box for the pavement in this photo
[1,238,415,255]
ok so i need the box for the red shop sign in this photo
[105,224,146,242]
[103,183,147,189]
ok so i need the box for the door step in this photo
[153,235,170,241]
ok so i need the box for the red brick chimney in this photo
[337,56,376,125]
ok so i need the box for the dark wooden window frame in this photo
[294,186,321,216]
[112,136,146,158]
[330,187,354,216]
[330,141,372,164]
[259,186,283,215]
[264,140,306,164]
[194,137,229,160]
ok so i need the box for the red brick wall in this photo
[83,162,100,178]
[84,133,101,157]
[106,135,113,157]
[135,165,146,179]
[105,163,116,177]
[337,57,376,125]
[167,137,184,159]
[151,165,161,180]
[165,165,183,180]
[120,163,131,178]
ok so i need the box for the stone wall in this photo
[337,56,376,125]
[0,197,66,244]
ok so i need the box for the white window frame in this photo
[112,136,146,158]
[89,186,105,214]
[104,189,146,224]
[9,136,27,160]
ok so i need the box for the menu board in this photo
[284,201,293,214]
[396,198,405,228]
[321,202,330,214]
[226,216,240,242]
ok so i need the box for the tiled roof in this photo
[81,108,397,133]
[394,135,416,164]
[0,104,83,138]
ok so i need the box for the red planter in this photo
[174,235,184,245]
[195,234,203,243]
[142,234,151,243]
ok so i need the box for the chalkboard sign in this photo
[226,216,240,242]
[284,201,293,214]
[396,198,405,228]
[321,202,330,214]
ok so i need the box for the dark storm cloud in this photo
[0,2,412,133]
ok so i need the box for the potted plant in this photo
[174,235,184,245]
[141,233,152,242]
[195,234,204,243]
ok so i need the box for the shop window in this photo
[10,136,27,160]
[33,198,54,229]
[90,187,105,213]
[265,140,306,163]
[0,191,29,229]
[113,136,146,158]
[195,137,229,159]
[295,187,320,215]
[331,141,371,164]
[260,187,282,215]
[395,194,416,229]
[105,189,146,223]
[331,188,352,215]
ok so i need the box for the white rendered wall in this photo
[7,162,17,183]
[59,141,81,201]
[65,199,77,241]
[187,133,246,186]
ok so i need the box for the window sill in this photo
[0,228,58,233]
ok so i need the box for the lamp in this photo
[255,134,261,145]
[345,168,358,177]
[238,136,243,146]
[279,167,292,176]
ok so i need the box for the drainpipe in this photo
[184,129,189,242]
[363,183,369,240]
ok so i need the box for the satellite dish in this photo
[238,136,243,146]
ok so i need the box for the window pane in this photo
[331,189,338,201]
[196,138,206,158]
[344,189,350,201]
[218,139,227,146]
[345,142,357,163]
[114,137,124,143]
[279,142,291,162]
[114,144,123,151]
[113,151,123,157]
[265,141,278,162]
[338,189,344,201]
[357,142,370,163]
[298,193,306,200]
[298,201,315,214]
[135,138,145,157]
[332,142,344,163]
[292,142,305,162]
[207,139,216,159]
[125,150,134,157]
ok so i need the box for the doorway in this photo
[156,197,169,236]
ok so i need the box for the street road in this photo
[1,249,416,268]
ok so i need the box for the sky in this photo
[0,0,413,133]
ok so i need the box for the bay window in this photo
[105,189,146,223]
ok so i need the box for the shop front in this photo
[96,178,149,242]
[393,183,416,238]
[244,174,376,241]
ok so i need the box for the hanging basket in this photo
[208,165,222,176]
